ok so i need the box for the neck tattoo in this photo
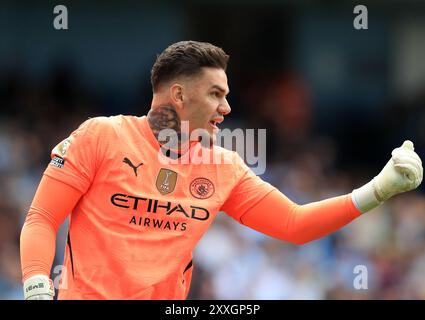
[147,106,182,146]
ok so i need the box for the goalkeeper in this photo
[20,41,423,300]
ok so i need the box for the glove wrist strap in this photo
[352,178,382,213]
[23,275,55,300]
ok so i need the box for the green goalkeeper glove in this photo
[23,275,55,300]
[352,140,423,213]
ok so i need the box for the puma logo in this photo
[123,157,143,177]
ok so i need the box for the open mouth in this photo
[209,118,223,131]
[209,120,219,131]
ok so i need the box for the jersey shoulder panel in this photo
[212,145,250,177]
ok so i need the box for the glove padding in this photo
[375,140,423,201]
[352,140,423,213]
[23,275,55,300]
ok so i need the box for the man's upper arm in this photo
[27,175,84,230]
[219,152,361,244]
[43,117,104,193]
[220,152,276,222]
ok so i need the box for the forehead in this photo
[195,67,229,93]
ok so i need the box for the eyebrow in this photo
[211,85,229,95]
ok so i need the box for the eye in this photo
[211,91,221,98]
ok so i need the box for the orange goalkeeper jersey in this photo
[42,115,275,299]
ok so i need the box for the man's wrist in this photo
[23,274,55,300]
[352,178,382,213]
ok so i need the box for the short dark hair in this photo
[151,40,229,92]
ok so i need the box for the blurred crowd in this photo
[1,62,425,300]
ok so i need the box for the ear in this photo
[169,83,185,110]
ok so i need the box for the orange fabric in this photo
[20,175,83,281]
[20,115,274,299]
[238,190,362,245]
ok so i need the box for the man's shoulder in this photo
[212,145,234,155]
[80,114,123,129]
[211,145,243,165]
[77,114,138,136]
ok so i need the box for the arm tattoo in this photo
[147,106,181,144]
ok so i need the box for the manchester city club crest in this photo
[190,178,215,199]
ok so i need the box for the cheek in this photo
[190,98,215,119]
[205,97,219,113]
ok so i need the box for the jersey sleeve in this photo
[20,175,83,282]
[220,151,276,222]
[43,118,103,194]
[238,189,362,245]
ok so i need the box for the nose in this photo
[218,99,231,116]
